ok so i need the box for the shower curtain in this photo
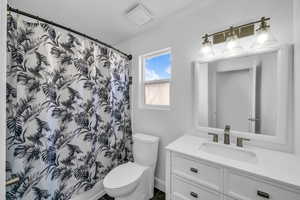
[6,13,133,200]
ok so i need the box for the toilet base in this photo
[115,168,152,200]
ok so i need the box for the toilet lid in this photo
[103,162,147,189]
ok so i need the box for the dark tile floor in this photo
[99,188,165,200]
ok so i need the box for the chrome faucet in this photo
[224,125,231,145]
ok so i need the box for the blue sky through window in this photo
[145,53,171,81]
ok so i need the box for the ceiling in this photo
[8,0,196,44]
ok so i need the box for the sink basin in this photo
[199,142,257,163]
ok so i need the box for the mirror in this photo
[205,51,277,135]
[194,45,293,146]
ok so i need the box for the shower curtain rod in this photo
[7,5,133,60]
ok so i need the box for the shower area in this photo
[5,5,133,200]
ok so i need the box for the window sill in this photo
[139,104,171,111]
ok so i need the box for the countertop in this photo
[166,134,300,191]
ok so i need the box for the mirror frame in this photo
[193,44,294,152]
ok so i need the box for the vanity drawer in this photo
[224,171,300,200]
[172,154,223,192]
[172,175,222,200]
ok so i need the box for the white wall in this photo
[294,0,300,155]
[117,0,294,186]
[0,0,7,197]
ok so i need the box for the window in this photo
[140,48,171,108]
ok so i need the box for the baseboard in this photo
[154,177,165,192]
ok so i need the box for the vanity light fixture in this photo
[200,17,276,59]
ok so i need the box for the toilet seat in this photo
[103,162,147,197]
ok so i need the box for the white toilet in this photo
[103,133,159,200]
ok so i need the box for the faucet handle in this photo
[236,137,250,147]
[208,133,219,143]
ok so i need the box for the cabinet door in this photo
[224,170,300,200]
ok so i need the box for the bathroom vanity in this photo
[165,44,298,199]
[165,135,300,200]
[166,42,297,199]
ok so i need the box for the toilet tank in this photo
[133,133,159,167]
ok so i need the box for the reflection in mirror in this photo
[199,51,277,135]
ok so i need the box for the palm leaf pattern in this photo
[6,13,133,200]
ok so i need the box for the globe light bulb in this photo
[223,27,243,56]
[200,34,214,59]
[257,31,269,44]
[252,17,277,50]
[226,38,238,50]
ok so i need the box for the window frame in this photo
[139,48,172,110]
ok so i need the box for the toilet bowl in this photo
[103,133,159,200]
[103,162,147,198]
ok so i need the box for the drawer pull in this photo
[190,167,198,173]
[257,190,270,199]
[190,191,198,198]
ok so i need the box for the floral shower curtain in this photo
[6,13,133,200]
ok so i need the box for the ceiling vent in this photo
[126,4,153,26]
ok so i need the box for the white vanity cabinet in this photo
[165,136,300,200]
